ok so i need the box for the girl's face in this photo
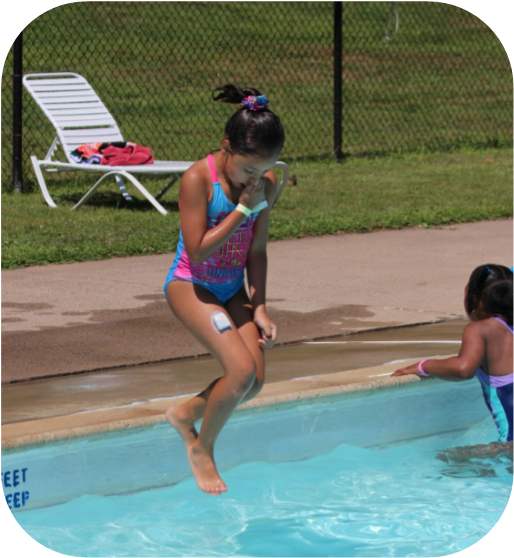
[221,142,280,189]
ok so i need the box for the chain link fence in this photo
[1,1,512,192]
[342,2,512,155]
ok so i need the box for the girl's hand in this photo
[253,308,277,348]
[240,177,266,211]
[391,363,421,377]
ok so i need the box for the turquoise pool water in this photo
[6,383,514,558]
[12,414,512,557]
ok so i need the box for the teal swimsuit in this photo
[164,155,264,304]
[476,317,513,442]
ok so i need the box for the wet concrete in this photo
[3,220,512,383]
[2,320,465,425]
[0,301,410,383]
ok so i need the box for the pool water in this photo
[13,417,512,557]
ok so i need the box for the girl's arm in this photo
[392,322,486,381]
[180,166,266,264]
[246,172,277,348]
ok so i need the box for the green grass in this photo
[268,148,513,238]
[2,148,512,269]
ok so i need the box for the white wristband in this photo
[252,200,268,214]
[235,203,252,217]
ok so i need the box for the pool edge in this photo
[2,358,456,451]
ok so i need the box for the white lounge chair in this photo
[23,72,289,215]
[23,72,195,215]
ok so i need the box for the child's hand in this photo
[391,363,421,377]
[253,308,277,348]
[240,177,266,211]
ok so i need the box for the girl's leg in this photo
[165,281,258,495]
[224,286,265,402]
[166,286,265,445]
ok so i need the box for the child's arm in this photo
[392,322,486,381]
[246,172,277,348]
[179,166,266,263]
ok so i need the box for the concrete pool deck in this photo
[1,219,512,448]
[2,219,512,382]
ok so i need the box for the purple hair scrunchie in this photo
[239,95,269,111]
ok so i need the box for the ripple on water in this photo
[15,417,512,557]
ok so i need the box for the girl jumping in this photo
[163,84,285,495]
[393,264,513,444]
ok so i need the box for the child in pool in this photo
[163,84,285,495]
[392,264,513,444]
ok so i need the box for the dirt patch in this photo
[62,311,91,316]
[86,299,168,324]
[2,302,54,311]
[133,294,165,301]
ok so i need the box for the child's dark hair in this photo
[466,264,513,325]
[213,84,285,158]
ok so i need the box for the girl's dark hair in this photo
[212,84,285,158]
[466,264,513,325]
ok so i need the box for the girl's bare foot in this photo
[165,405,198,451]
[187,441,227,495]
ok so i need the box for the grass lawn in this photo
[1,148,512,270]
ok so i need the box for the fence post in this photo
[333,1,342,161]
[13,32,23,193]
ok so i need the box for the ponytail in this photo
[213,83,285,158]
[212,84,263,105]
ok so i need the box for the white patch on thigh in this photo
[211,311,233,333]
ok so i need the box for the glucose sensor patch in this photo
[211,311,232,333]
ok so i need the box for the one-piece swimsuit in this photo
[164,154,264,304]
[475,317,513,442]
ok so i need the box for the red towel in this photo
[100,143,154,166]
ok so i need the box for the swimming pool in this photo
[3,378,512,557]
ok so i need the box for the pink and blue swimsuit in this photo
[164,154,263,304]
[476,317,513,442]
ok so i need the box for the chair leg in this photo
[155,174,179,201]
[272,161,290,208]
[31,156,58,208]
[71,171,168,216]
[114,173,134,202]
